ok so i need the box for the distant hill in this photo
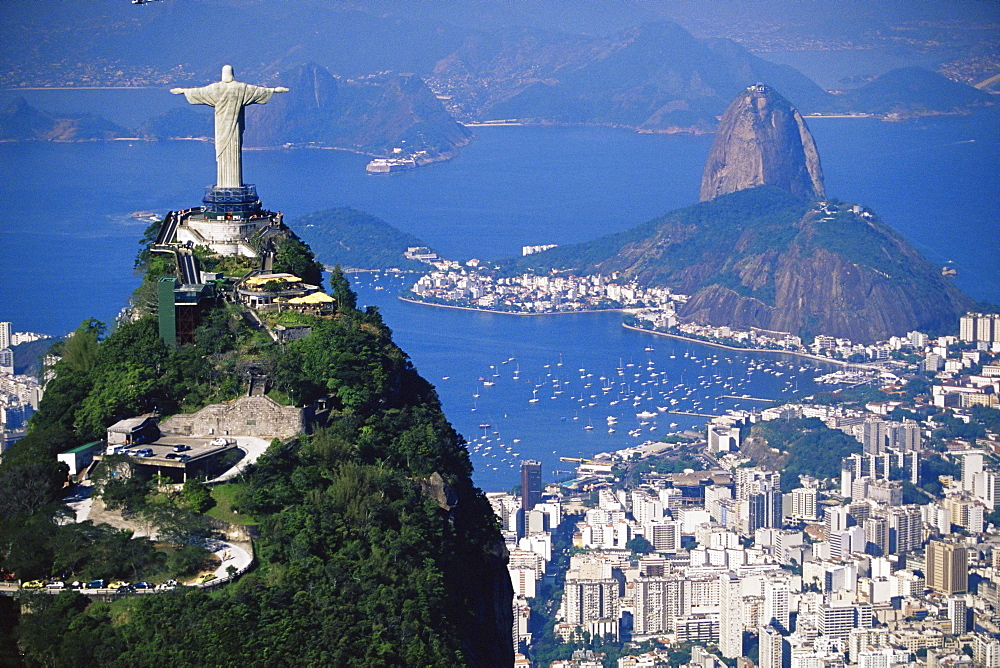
[292,207,432,271]
[505,186,972,343]
[140,62,472,158]
[836,66,994,117]
[431,22,834,132]
[0,97,132,141]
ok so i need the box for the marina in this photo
[349,272,839,491]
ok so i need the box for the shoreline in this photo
[621,323,867,368]
[397,295,626,317]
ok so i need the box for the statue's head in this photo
[221,65,234,83]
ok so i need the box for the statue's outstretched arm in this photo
[169,88,188,94]
[273,87,289,93]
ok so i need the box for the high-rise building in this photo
[762,574,790,634]
[887,505,923,555]
[758,625,785,668]
[0,349,13,376]
[887,421,921,452]
[960,312,1000,344]
[736,469,782,534]
[864,517,889,557]
[973,635,1000,668]
[633,575,684,636]
[789,486,819,521]
[563,577,620,627]
[947,596,969,634]
[520,460,542,511]
[0,322,11,350]
[719,572,743,659]
[862,420,888,455]
[644,521,681,553]
[926,540,969,595]
[962,452,985,492]
[819,602,871,641]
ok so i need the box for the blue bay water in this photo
[0,94,997,490]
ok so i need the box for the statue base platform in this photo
[202,184,262,215]
[173,187,280,257]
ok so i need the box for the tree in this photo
[274,237,324,286]
[626,536,654,554]
[329,264,357,313]
[182,480,214,513]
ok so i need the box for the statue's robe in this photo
[180,82,275,188]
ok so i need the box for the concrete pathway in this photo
[63,481,94,524]
[206,436,271,484]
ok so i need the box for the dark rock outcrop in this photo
[700,84,824,202]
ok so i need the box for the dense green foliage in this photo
[809,204,943,293]
[750,418,862,491]
[273,237,325,286]
[294,207,430,271]
[0,265,511,666]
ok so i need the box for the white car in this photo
[210,437,230,446]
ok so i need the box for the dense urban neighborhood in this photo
[479,309,1000,667]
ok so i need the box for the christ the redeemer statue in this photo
[171,65,288,189]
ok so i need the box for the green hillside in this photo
[0,256,511,665]
[294,207,431,271]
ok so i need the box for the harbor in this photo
[350,272,839,490]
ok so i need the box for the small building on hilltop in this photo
[106,416,160,450]
[236,273,334,315]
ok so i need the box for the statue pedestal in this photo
[174,185,276,257]
[202,185,262,215]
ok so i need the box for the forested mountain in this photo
[503,186,972,343]
[837,66,995,116]
[292,208,432,271]
[0,239,513,664]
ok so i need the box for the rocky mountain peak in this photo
[700,83,825,202]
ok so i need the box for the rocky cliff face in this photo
[700,84,824,202]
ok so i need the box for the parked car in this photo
[46,581,66,590]
[196,573,216,585]
[172,444,191,453]
[210,437,230,446]
[108,581,130,590]
[132,581,154,590]
[155,580,178,591]
[21,580,44,589]
[83,579,105,589]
